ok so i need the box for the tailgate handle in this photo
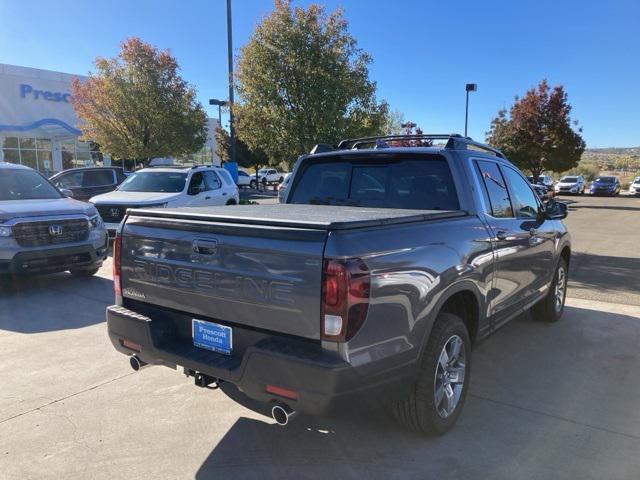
[192,239,218,255]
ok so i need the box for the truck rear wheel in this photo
[392,313,471,435]
[531,257,567,323]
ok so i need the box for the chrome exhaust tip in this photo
[129,354,147,372]
[271,404,297,426]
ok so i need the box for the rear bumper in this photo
[0,242,108,275]
[107,304,415,416]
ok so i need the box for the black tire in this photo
[225,199,236,205]
[392,313,471,435]
[250,180,256,189]
[279,176,284,183]
[531,257,568,322]
[69,267,100,277]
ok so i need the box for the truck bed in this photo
[129,204,467,230]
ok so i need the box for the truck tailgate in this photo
[119,214,327,340]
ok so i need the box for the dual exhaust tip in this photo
[129,355,297,426]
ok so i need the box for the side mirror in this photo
[60,188,74,198]
[544,200,567,220]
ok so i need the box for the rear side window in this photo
[501,167,539,219]
[204,171,222,190]
[83,170,115,186]
[289,155,459,210]
[475,160,513,218]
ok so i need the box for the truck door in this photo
[473,159,535,325]
[500,165,555,302]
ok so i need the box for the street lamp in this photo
[226,0,236,167]
[464,83,477,137]
[208,98,228,126]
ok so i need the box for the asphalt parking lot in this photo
[1,195,640,480]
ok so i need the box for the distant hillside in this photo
[585,147,640,156]
[582,147,640,170]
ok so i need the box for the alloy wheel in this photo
[433,335,466,418]
[555,264,566,312]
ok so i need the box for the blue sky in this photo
[1,0,638,148]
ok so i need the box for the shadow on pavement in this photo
[568,204,640,212]
[0,272,112,333]
[196,306,640,480]
[569,252,640,296]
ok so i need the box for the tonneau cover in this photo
[128,204,466,230]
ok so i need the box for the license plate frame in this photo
[192,318,233,355]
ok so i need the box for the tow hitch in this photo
[184,368,220,390]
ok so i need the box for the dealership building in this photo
[0,63,220,175]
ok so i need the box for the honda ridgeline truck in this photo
[107,134,570,435]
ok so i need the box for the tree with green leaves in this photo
[215,126,268,184]
[486,80,585,181]
[71,37,207,165]
[235,0,390,168]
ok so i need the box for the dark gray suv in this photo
[0,162,108,276]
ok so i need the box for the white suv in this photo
[90,166,239,236]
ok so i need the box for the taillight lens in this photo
[113,233,122,296]
[321,258,370,342]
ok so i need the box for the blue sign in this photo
[20,84,71,103]
[192,319,232,355]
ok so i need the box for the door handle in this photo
[205,196,211,200]
[495,230,507,241]
[222,192,228,196]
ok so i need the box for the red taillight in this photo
[265,384,299,400]
[113,233,122,295]
[321,258,370,342]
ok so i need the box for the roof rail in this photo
[334,133,506,159]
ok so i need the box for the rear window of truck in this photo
[289,154,459,210]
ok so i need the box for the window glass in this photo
[217,169,234,186]
[61,140,75,153]
[20,150,37,170]
[289,155,459,210]
[3,137,19,149]
[37,150,52,164]
[0,169,62,200]
[475,160,513,218]
[83,170,115,186]
[119,172,187,193]
[36,138,52,150]
[56,171,84,188]
[20,138,35,149]
[204,171,222,190]
[502,167,539,219]
[188,172,207,194]
[3,150,20,164]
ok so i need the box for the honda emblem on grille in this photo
[48,224,63,236]
[110,208,120,217]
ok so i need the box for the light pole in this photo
[208,98,228,126]
[464,83,477,137]
[226,0,236,169]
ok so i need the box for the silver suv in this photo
[0,162,108,277]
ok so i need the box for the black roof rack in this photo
[325,133,506,159]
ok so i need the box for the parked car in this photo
[532,183,552,202]
[236,170,253,188]
[277,172,293,203]
[90,165,239,237]
[0,162,108,276]
[629,177,640,196]
[526,174,554,190]
[590,176,620,196]
[106,133,570,435]
[50,167,128,202]
[257,168,286,185]
[554,175,586,195]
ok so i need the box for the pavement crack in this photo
[469,392,640,441]
[0,372,134,425]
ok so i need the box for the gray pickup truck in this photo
[107,134,570,435]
